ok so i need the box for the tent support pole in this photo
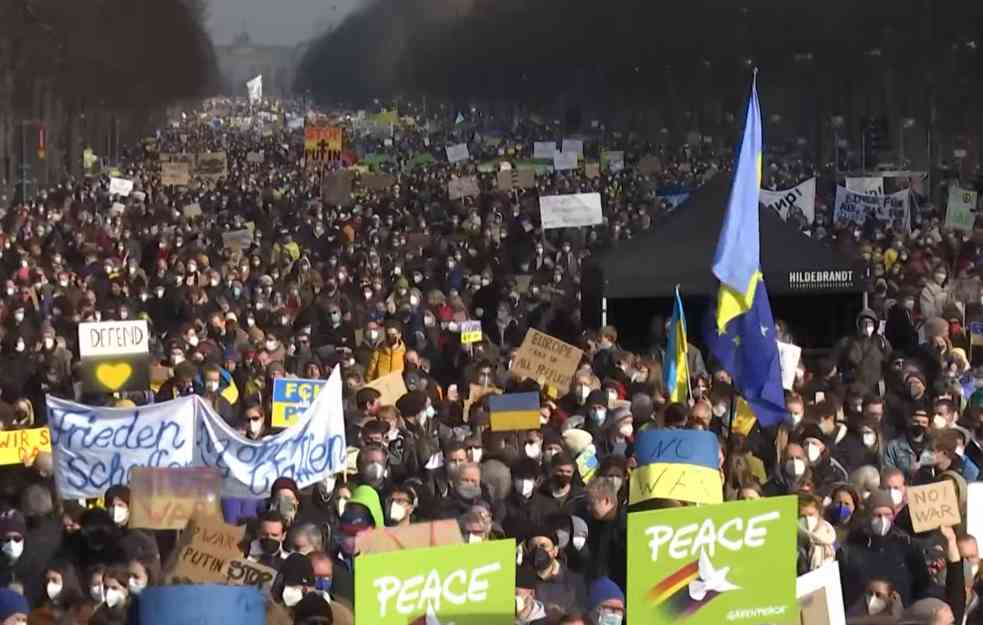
[601,297,608,327]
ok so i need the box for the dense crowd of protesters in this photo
[0,95,977,625]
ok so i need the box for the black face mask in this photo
[259,538,280,555]
[552,475,572,489]
[909,424,926,440]
[531,546,552,572]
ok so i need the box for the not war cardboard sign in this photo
[129,466,222,530]
[355,539,515,625]
[627,496,797,625]
[78,320,150,393]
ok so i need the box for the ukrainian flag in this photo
[488,392,541,431]
[705,72,787,428]
[664,286,689,403]
[629,429,722,505]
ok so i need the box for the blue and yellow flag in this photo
[664,287,689,403]
[488,392,541,431]
[629,429,722,505]
[705,73,787,428]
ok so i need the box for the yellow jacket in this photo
[367,340,406,380]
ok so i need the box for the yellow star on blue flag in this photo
[705,72,786,428]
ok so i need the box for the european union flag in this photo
[705,275,787,427]
[706,72,786,428]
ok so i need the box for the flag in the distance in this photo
[664,286,690,403]
[705,72,786,428]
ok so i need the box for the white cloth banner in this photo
[287,116,305,130]
[195,367,347,498]
[561,139,584,156]
[760,178,816,224]
[109,177,133,197]
[834,186,910,231]
[946,185,978,231]
[446,143,470,163]
[534,141,557,159]
[540,193,603,229]
[246,75,263,103]
[48,368,347,499]
[48,396,198,499]
[845,176,883,195]
[553,151,578,171]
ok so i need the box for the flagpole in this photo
[722,385,736,496]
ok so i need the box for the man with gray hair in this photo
[288,523,325,556]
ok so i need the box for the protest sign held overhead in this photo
[77,320,150,394]
[195,151,228,180]
[271,377,327,428]
[129,466,222,530]
[533,141,556,159]
[459,320,482,344]
[553,150,578,171]
[907,480,961,533]
[448,176,480,200]
[446,143,470,163]
[629,429,722,505]
[168,513,247,585]
[109,177,134,196]
[355,539,516,625]
[760,177,816,224]
[946,185,978,231]
[365,370,409,406]
[322,169,354,206]
[488,392,540,431]
[540,192,603,229]
[305,123,343,164]
[627,496,797,625]
[561,138,584,155]
[511,329,584,390]
[0,427,50,466]
[160,161,191,186]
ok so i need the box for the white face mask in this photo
[863,324,875,337]
[282,586,304,607]
[871,516,892,536]
[800,515,819,532]
[90,584,104,603]
[469,449,483,463]
[862,431,877,448]
[932,415,947,430]
[866,593,887,615]
[2,539,23,561]
[43,337,54,349]
[128,578,146,595]
[206,380,220,392]
[467,533,483,544]
[889,488,904,506]
[336,497,348,516]
[389,501,408,522]
[572,535,586,551]
[112,505,129,525]
[248,419,263,435]
[806,443,822,464]
[104,588,126,609]
[525,442,542,459]
[186,334,199,347]
[47,581,62,600]
[515,478,535,498]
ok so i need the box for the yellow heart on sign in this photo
[96,362,132,391]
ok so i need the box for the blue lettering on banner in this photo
[47,397,196,499]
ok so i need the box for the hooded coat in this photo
[834,308,891,392]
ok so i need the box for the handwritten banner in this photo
[539,193,603,229]
[48,396,197,499]
[908,480,961,533]
[511,329,584,391]
[448,176,481,200]
[168,514,247,585]
[161,162,191,186]
[629,429,723,505]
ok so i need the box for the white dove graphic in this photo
[687,549,741,601]
[426,603,455,625]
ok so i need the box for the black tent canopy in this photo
[595,176,863,299]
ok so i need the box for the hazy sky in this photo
[207,0,367,46]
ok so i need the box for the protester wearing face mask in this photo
[836,489,931,608]
[249,511,288,570]
[503,459,549,538]
[763,443,812,497]
[241,404,269,440]
[921,267,950,320]
[0,587,29,625]
[36,560,85,620]
[275,552,316,609]
[833,309,891,393]
[103,486,131,530]
[885,408,932,481]
[367,321,406,381]
[384,484,418,528]
[89,565,130,625]
[435,462,502,522]
[269,477,302,528]
[521,527,587,614]
[355,444,391,493]
[796,494,836,573]
[797,423,848,488]
[825,485,861,543]
[586,577,625,625]
[845,577,903,621]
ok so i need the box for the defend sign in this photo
[271,377,327,428]
[627,497,797,625]
[79,320,149,358]
[78,320,150,393]
[540,193,603,229]
[355,539,515,625]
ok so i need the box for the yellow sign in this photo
[304,124,343,164]
[460,321,482,345]
[0,427,51,465]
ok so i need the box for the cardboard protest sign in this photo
[362,173,396,192]
[183,203,202,219]
[627,496,797,625]
[463,384,502,423]
[777,341,802,391]
[585,162,601,178]
[511,329,584,391]
[946,186,978,231]
[629,429,723,505]
[109,177,134,196]
[561,138,584,156]
[129,467,222,530]
[195,152,228,180]
[460,320,482,344]
[365,371,408,406]
[245,151,264,164]
[161,162,191,186]
[356,519,463,555]
[355,539,516,625]
[639,155,662,175]
[908,480,961,533]
[448,176,480,200]
[0,427,50,465]
[488,392,540,432]
[138,585,265,625]
[322,170,354,206]
[271,377,327,428]
[446,143,470,163]
[784,562,847,625]
[225,559,276,593]
[540,193,603,229]
[496,170,514,192]
[168,514,247,584]
[77,320,150,394]
[222,229,253,252]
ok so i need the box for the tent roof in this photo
[596,176,863,299]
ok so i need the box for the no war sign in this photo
[355,539,515,625]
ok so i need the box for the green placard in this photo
[627,496,797,625]
[355,539,516,625]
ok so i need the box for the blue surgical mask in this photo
[314,576,332,593]
[597,610,623,625]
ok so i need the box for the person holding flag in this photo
[664,286,690,404]
[704,71,787,430]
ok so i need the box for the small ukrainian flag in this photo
[488,392,541,432]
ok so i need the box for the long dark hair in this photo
[43,559,85,608]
